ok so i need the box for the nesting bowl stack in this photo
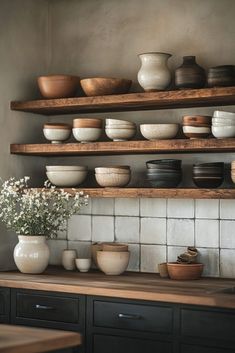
[192,162,224,188]
[212,110,235,139]
[207,65,235,88]
[95,166,131,187]
[105,119,136,141]
[73,118,103,143]
[146,159,182,188]
[182,115,212,139]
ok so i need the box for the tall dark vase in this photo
[175,56,206,89]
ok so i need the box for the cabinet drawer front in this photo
[181,308,235,342]
[93,300,173,334]
[0,288,10,323]
[181,344,234,353]
[93,334,172,353]
[16,292,79,323]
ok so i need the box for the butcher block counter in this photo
[0,267,235,309]
[0,324,81,353]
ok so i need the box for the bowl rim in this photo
[167,262,204,267]
[80,77,132,83]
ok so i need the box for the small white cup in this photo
[62,249,77,270]
[75,258,91,273]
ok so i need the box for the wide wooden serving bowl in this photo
[167,262,204,280]
[80,77,132,96]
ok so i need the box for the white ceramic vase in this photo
[137,52,172,91]
[14,235,50,274]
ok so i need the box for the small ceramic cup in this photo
[158,262,169,278]
[75,258,91,273]
[62,249,77,271]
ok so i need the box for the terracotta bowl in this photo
[167,263,204,280]
[73,118,103,128]
[80,77,132,96]
[102,243,128,252]
[38,75,80,99]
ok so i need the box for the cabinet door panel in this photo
[0,287,10,323]
[93,300,173,334]
[93,334,172,353]
[181,344,234,353]
[181,308,235,342]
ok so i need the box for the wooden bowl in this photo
[38,75,80,99]
[80,77,132,96]
[102,243,128,252]
[182,115,212,125]
[73,118,102,128]
[167,262,204,280]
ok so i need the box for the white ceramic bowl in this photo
[183,126,211,133]
[43,128,71,144]
[212,118,235,126]
[46,165,87,172]
[140,124,179,140]
[75,258,91,272]
[105,127,136,141]
[95,172,131,187]
[213,110,235,119]
[212,125,235,139]
[97,251,130,275]
[73,127,102,143]
[46,170,88,187]
[106,118,135,126]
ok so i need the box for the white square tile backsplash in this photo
[51,197,235,278]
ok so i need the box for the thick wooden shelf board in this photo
[11,86,235,115]
[35,188,235,199]
[10,138,235,156]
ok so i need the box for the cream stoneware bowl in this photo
[46,170,87,187]
[140,124,179,140]
[105,127,136,141]
[95,166,130,174]
[97,250,130,275]
[46,165,87,172]
[75,258,91,273]
[95,172,131,187]
[73,127,102,143]
[43,127,71,144]
[213,110,235,119]
[212,125,235,138]
[106,118,135,126]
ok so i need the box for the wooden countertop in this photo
[0,324,81,353]
[0,267,235,309]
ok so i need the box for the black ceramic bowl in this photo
[148,178,182,188]
[146,159,182,169]
[207,66,235,87]
[193,177,223,188]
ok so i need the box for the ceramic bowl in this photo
[182,115,212,125]
[146,159,182,169]
[106,119,135,127]
[193,177,223,188]
[95,172,131,187]
[46,170,88,187]
[46,165,87,172]
[75,258,91,273]
[213,110,235,119]
[167,263,204,280]
[43,123,72,144]
[97,250,130,275]
[212,125,235,139]
[148,179,182,188]
[81,77,132,96]
[207,65,235,87]
[183,126,211,139]
[73,127,102,143]
[38,75,80,99]
[73,118,103,128]
[140,124,179,140]
[102,243,128,252]
[105,127,136,141]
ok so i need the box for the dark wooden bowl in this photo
[80,77,132,96]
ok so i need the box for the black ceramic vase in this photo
[175,56,206,89]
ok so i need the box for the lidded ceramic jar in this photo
[137,52,172,91]
[175,56,206,89]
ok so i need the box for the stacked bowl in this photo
[146,159,182,188]
[231,161,235,184]
[43,123,71,144]
[207,65,235,88]
[95,166,131,187]
[46,165,88,187]
[192,162,224,188]
[105,119,136,141]
[182,115,212,139]
[73,118,102,143]
[212,110,235,139]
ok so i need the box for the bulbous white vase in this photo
[137,52,172,91]
[14,235,50,274]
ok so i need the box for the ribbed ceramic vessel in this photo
[14,235,49,274]
[175,56,206,89]
[137,52,172,91]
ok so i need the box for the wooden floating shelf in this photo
[10,86,235,115]
[10,138,235,156]
[42,188,235,199]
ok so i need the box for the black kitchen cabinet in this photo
[11,289,86,353]
[0,287,10,323]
